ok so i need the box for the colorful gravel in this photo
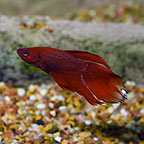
[0,81,144,144]
[65,3,144,24]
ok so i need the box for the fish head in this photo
[17,48,40,68]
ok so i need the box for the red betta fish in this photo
[17,47,127,105]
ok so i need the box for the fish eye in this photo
[23,52,28,57]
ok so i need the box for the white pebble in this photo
[17,88,25,96]
[113,103,120,109]
[0,82,5,87]
[29,84,35,90]
[29,95,36,101]
[41,110,46,116]
[12,140,17,144]
[126,81,135,86]
[127,92,135,100]
[140,108,144,114]
[46,85,51,89]
[34,135,39,139]
[69,128,74,133]
[85,120,92,125]
[93,137,99,141]
[107,120,113,124]
[74,127,79,131]
[54,137,62,143]
[40,89,47,96]
[49,102,54,109]
[51,95,64,101]
[30,124,40,132]
[53,133,60,138]
[70,108,76,113]
[54,120,60,124]
[73,137,78,142]
[36,103,46,109]
[35,111,40,116]
[48,134,53,137]
[58,95,64,101]
[51,95,59,101]
[120,109,128,116]
[28,124,40,132]
[91,111,96,118]
[5,96,10,102]
[58,106,67,111]
[50,110,56,117]
[28,127,32,131]
[107,107,114,113]
[31,124,39,128]
[94,105,100,109]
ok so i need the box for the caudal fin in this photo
[82,62,127,103]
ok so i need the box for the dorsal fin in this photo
[65,50,110,69]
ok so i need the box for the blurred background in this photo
[0,0,144,16]
[0,0,144,144]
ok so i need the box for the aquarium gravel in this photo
[0,81,144,144]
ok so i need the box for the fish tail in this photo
[80,62,127,104]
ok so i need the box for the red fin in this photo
[65,50,110,69]
[50,71,103,105]
[82,62,126,103]
[49,71,74,91]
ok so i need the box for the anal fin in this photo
[49,71,103,105]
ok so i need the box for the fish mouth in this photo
[17,48,23,57]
